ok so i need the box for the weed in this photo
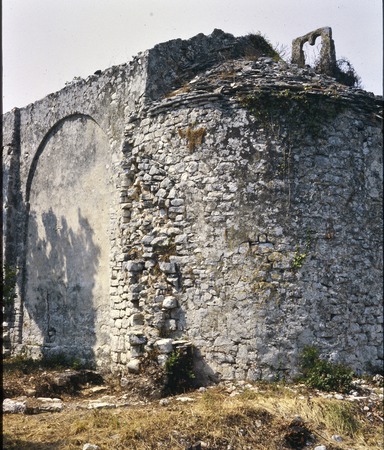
[240,88,345,140]
[2,264,17,307]
[43,352,85,370]
[3,382,382,449]
[334,58,362,88]
[292,229,312,271]
[292,245,308,270]
[70,418,88,434]
[165,83,191,98]
[3,353,41,375]
[299,346,354,393]
[178,126,206,152]
[91,410,122,429]
[321,401,361,436]
[158,241,177,262]
[274,42,291,61]
[164,346,196,394]
[3,352,87,374]
[246,32,280,60]
[201,388,227,410]
[218,62,237,81]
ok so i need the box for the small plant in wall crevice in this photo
[178,126,206,152]
[291,229,312,271]
[164,346,196,395]
[2,264,17,307]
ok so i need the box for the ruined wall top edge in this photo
[2,29,264,116]
[3,28,382,124]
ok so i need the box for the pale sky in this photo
[2,0,383,113]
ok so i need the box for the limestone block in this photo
[157,354,168,366]
[127,358,141,373]
[129,334,147,346]
[155,338,173,354]
[87,402,116,410]
[171,198,184,206]
[151,236,169,247]
[160,177,172,190]
[162,296,178,309]
[168,187,176,198]
[28,398,64,413]
[145,259,157,270]
[111,310,121,320]
[159,261,177,274]
[156,188,167,198]
[3,399,27,414]
[124,261,144,272]
[83,444,100,450]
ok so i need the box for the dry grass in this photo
[165,84,191,98]
[3,384,383,450]
[178,126,206,152]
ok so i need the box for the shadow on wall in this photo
[16,113,112,367]
[192,347,221,386]
[23,206,101,366]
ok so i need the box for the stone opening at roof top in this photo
[291,27,337,77]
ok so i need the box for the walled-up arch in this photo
[22,114,112,366]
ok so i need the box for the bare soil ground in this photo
[2,360,383,450]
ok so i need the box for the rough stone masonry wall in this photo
[1,29,283,370]
[2,55,148,363]
[2,30,383,381]
[112,57,383,381]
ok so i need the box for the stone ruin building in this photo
[2,29,383,383]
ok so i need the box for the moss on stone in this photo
[240,88,345,139]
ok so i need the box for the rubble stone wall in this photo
[2,30,383,380]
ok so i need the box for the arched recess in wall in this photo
[23,113,112,366]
